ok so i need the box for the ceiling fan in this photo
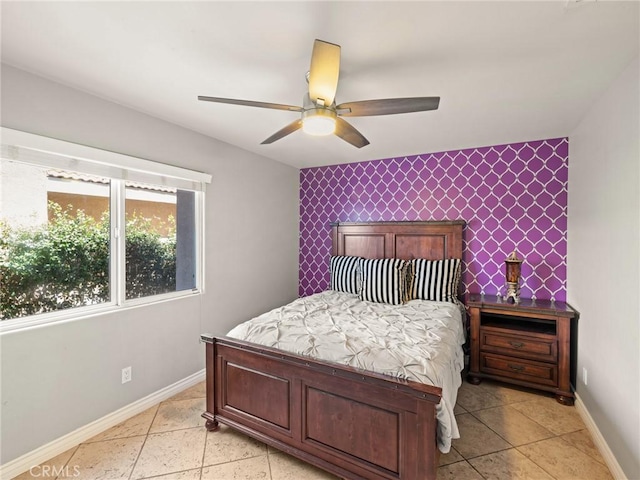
[198,39,440,148]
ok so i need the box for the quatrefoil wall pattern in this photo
[299,137,568,302]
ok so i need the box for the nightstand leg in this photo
[467,374,482,385]
[204,419,220,431]
[555,394,574,406]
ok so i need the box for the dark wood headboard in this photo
[331,221,465,260]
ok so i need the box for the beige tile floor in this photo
[13,378,614,480]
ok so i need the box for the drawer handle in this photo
[509,341,525,349]
[508,364,525,372]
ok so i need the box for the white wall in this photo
[568,56,639,479]
[0,64,300,464]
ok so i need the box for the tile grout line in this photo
[513,444,561,480]
[136,467,202,480]
[453,411,515,461]
[556,434,612,469]
[126,402,162,480]
[455,391,593,480]
[557,429,610,466]
[266,444,274,480]
[51,444,80,480]
[466,458,490,480]
[456,445,515,462]
[176,390,207,480]
[125,393,207,479]
[149,425,210,436]
[462,393,587,444]
[203,454,269,469]
[466,404,556,446]
[460,394,612,480]
[454,427,562,480]
[464,407,569,478]
[198,420,209,480]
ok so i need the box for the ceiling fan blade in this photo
[334,117,370,148]
[261,120,303,144]
[336,97,440,117]
[198,96,302,112]
[308,39,340,107]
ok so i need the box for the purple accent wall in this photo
[299,138,568,301]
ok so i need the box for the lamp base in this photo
[503,282,521,304]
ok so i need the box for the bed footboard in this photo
[200,335,442,480]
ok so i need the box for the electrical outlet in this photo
[122,366,132,384]
[582,367,588,386]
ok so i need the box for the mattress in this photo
[227,289,466,453]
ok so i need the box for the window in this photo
[1,164,112,319]
[124,183,197,299]
[0,128,211,331]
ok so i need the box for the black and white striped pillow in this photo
[411,258,461,303]
[330,255,361,294]
[359,258,408,305]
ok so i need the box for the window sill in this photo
[0,289,201,335]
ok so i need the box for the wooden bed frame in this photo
[201,221,465,480]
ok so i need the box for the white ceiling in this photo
[1,1,638,169]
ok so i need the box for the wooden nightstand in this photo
[466,294,577,405]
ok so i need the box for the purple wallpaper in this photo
[299,137,568,302]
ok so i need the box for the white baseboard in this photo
[0,369,205,480]
[574,392,627,480]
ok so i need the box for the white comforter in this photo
[227,290,465,452]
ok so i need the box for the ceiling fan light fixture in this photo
[302,108,337,136]
[199,39,439,148]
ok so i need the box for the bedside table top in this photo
[466,294,576,317]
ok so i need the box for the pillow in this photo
[330,255,361,294]
[403,259,415,304]
[410,258,461,303]
[358,258,408,305]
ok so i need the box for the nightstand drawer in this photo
[480,353,558,387]
[480,329,557,362]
